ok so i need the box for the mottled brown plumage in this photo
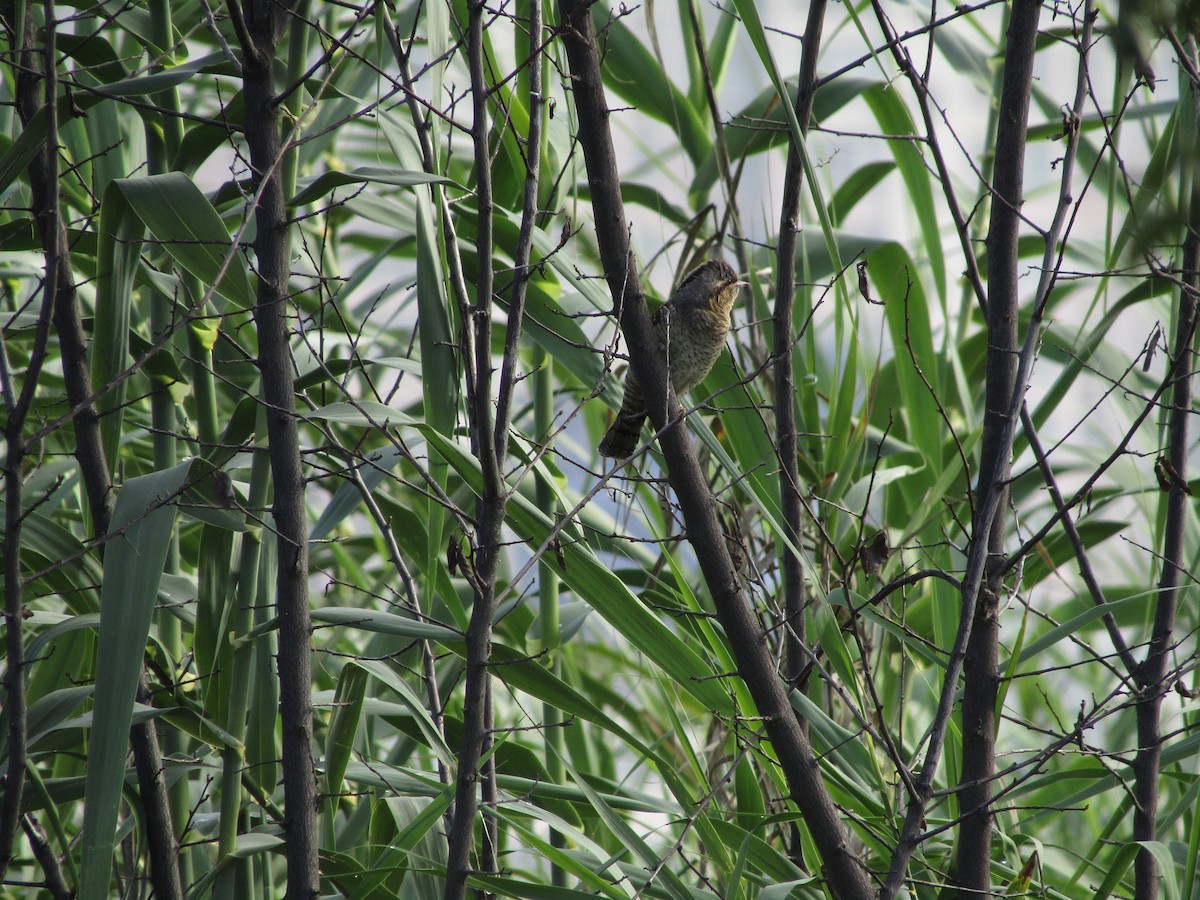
[599,259,742,458]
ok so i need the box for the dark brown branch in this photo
[53,57,186,900]
[954,10,1094,891]
[954,3,1047,895]
[20,815,71,900]
[0,472,29,871]
[0,0,59,872]
[380,5,470,828]
[774,0,826,693]
[445,1,504,896]
[1133,51,1200,896]
[493,0,545,465]
[482,3,546,885]
[880,3,1042,896]
[131,676,183,900]
[8,2,114,538]
[1000,347,1187,578]
[238,2,319,897]
[3,8,179,895]
[12,13,180,886]
[556,3,873,898]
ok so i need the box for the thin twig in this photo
[772,0,826,727]
[1132,34,1200,894]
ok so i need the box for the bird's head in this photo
[676,259,745,316]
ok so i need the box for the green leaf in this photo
[306,400,416,427]
[324,662,368,803]
[863,84,947,303]
[92,181,145,472]
[0,54,234,197]
[78,459,190,900]
[618,182,692,228]
[1012,592,1149,668]
[311,607,461,642]
[354,659,455,767]
[230,833,285,859]
[25,686,93,749]
[189,317,220,352]
[127,330,187,395]
[727,0,845,307]
[115,173,254,310]
[690,76,876,199]
[558,755,694,900]
[290,166,453,207]
[310,447,404,540]
[830,161,897,226]
[0,108,54,198]
[1021,520,1127,588]
[467,875,610,898]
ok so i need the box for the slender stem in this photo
[238,3,318,896]
[532,348,567,883]
[684,0,750,281]
[0,0,54,869]
[1133,44,1200,897]
[494,0,544,464]
[871,1,987,315]
[0,451,29,876]
[1021,407,1140,674]
[145,0,194,881]
[380,2,465,802]
[773,0,826,694]
[445,2,504,896]
[20,815,71,899]
[215,436,273,896]
[130,675,183,900]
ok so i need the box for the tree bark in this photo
[774,0,827,692]
[1132,90,1200,897]
[444,2,504,897]
[952,4,1041,897]
[238,2,319,896]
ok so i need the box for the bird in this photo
[598,259,742,459]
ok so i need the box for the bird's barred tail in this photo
[598,412,646,458]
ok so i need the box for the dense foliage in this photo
[1,1,1197,898]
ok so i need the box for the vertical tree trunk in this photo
[444,2,503,897]
[1132,91,1200,896]
[238,3,318,895]
[953,3,1041,897]
[775,0,826,694]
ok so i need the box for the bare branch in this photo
[1133,37,1200,895]
[774,0,826,702]
[236,2,319,895]
[882,3,1043,895]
